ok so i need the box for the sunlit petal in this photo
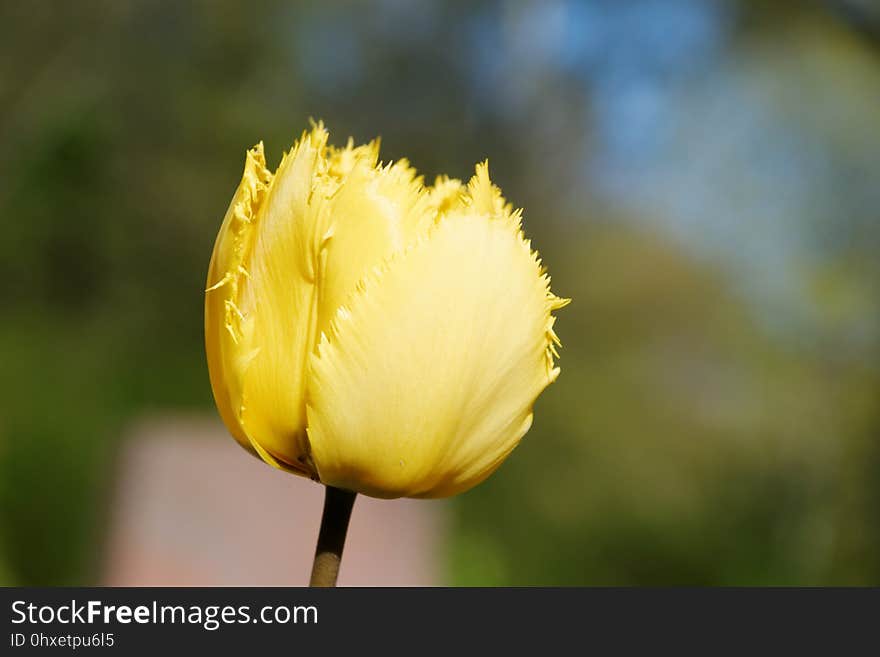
[306,168,565,498]
[204,141,272,458]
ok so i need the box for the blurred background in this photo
[1,0,879,586]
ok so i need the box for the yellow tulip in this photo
[205,123,569,499]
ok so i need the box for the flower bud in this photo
[205,124,568,498]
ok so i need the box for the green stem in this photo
[309,485,357,587]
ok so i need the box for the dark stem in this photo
[309,485,357,587]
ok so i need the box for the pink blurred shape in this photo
[102,415,448,586]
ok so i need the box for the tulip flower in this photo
[205,123,568,585]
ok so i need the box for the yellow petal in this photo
[205,126,335,475]
[204,141,272,458]
[465,160,513,217]
[232,126,332,472]
[315,157,434,338]
[327,136,381,178]
[427,175,465,216]
[306,180,564,498]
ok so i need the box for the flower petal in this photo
[205,141,272,458]
[314,158,434,339]
[230,126,333,472]
[306,180,565,498]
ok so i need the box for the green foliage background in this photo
[1,1,878,585]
